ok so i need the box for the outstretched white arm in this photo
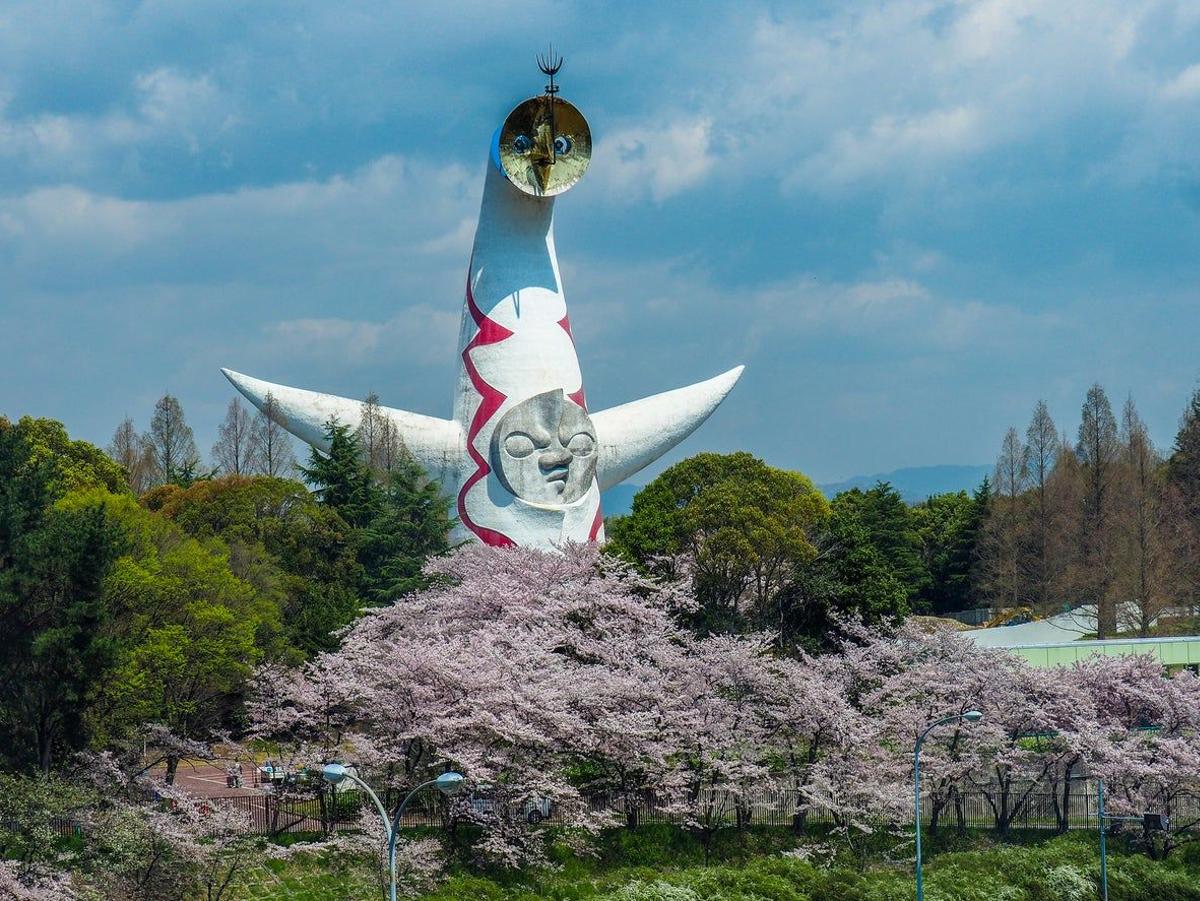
[591,366,744,491]
[221,368,462,481]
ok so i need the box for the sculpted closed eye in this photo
[505,433,536,458]
[567,432,594,456]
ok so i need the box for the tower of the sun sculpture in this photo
[222,54,743,548]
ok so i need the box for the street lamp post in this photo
[1098,778,1109,901]
[323,764,465,901]
[914,710,983,901]
[385,772,464,901]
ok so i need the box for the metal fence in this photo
[200,781,1189,837]
[35,782,1200,840]
[584,784,1106,832]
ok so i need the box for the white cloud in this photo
[1163,63,1200,101]
[0,153,476,288]
[682,1,1189,194]
[568,255,1053,363]
[792,105,986,190]
[0,66,240,182]
[266,306,460,368]
[592,117,715,204]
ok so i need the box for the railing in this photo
[37,782,1200,839]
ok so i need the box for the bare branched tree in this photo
[1024,401,1058,610]
[146,394,201,486]
[250,392,296,478]
[212,398,262,476]
[1076,383,1121,637]
[357,392,404,478]
[979,426,1030,607]
[107,417,155,495]
[1113,396,1170,636]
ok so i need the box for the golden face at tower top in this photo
[498,96,592,197]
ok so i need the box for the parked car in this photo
[467,793,553,824]
[257,762,310,789]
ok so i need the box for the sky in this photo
[1,0,1199,485]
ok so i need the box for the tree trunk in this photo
[792,808,808,835]
[928,796,945,835]
[1056,766,1074,834]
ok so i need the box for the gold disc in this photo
[497,95,592,197]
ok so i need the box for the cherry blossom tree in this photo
[252,544,711,864]
[1075,654,1200,857]
[247,542,1200,869]
[0,860,78,900]
[834,622,1003,835]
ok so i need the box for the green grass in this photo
[219,826,1200,901]
[228,853,379,900]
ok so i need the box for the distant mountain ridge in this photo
[818,464,991,503]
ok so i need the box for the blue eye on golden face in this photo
[513,134,532,154]
[553,135,572,156]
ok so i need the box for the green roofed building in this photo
[1003,635,1200,668]
[963,607,1200,669]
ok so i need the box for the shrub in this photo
[1105,853,1200,901]
[600,881,702,901]
[1038,864,1092,901]
[684,864,808,901]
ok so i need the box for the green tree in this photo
[304,419,452,610]
[0,418,125,771]
[1,415,127,498]
[302,420,377,528]
[783,510,909,649]
[913,487,987,614]
[148,475,363,656]
[1166,387,1200,613]
[831,482,930,608]
[1167,386,1200,512]
[67,490,281,777]
[608,452,828,635]
[0,503,120,771]
[358,452,454,602]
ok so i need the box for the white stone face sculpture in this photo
[491,389,598,506]
[222,81,743,550]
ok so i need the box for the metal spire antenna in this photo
[537,45,563,95]
[536,46,563,160]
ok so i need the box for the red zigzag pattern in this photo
[457,269,515,547]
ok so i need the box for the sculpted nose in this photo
[539,446,571,470]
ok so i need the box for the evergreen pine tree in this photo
[833,482,931,606]
[301,420,377,528]
[358,450,453,601]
